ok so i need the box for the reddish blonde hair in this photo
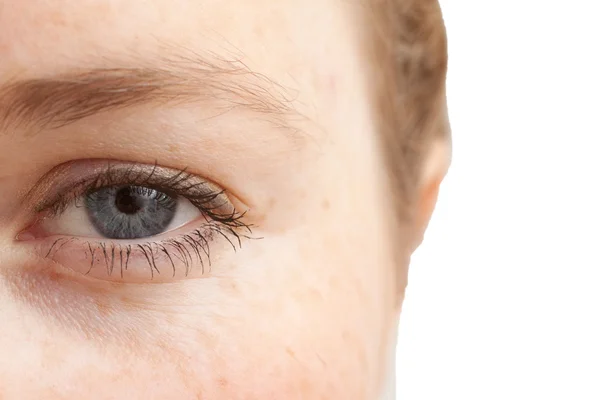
[367,0,449,213]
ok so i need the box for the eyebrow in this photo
[0,55,301,134]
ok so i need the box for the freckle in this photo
[217,377,229,388]
[94,299,111,316]
[47,271,61,282]
[168,144,179,153]
[164,313,176,325]
[321,199,330,210]
[227,281,239,294]
[118,294,133,304]
[217,278,239,295]
[86,284,109,297]
[268,197,276,207]
[47,10,68,27]
[286,347,297,360]
[253,24,264,37]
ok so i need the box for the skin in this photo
[0,1,449,399]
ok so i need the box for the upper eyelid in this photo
[27,160,234,217]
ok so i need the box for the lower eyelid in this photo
[25,221,246,283]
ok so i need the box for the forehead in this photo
[0,0,339,60]
[0,0,365,118]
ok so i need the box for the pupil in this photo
[115,187,142,214]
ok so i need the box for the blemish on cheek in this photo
[47,270,62,282]
[253,23,265,38]
[312,70,339,102]
[218,278,240,296]
[327,75,337,92]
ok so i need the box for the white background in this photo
[396,1,600,399]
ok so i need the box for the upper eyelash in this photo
[40,161,247,227]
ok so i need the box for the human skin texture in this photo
[0,0,449,399]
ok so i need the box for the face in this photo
[0,1,422,398]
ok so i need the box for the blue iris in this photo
[85,186,177,239]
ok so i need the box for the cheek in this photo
[0,258,379,400]
[163,258,378,399]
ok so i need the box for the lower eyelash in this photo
[42,222,256,281]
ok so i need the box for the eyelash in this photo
[36,162,255,280]
[45,221,245,279]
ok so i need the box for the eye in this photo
[19,160,253,283]
[51,185,201,239]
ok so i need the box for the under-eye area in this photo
[18,160,256,283]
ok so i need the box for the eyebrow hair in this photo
[0,55,301,134]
